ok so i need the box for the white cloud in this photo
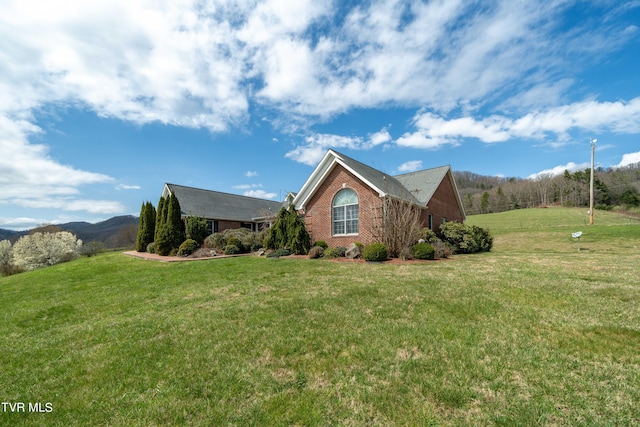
[369,128,392,146]
[528,162,589,180]
[233,183,262,190]
[397,160,423,173]
[614,151,640,169]
[0,217,50,230]
[245,171,259,177]
[285,127,392,165]
[396,98,640,149]
[243,189,277,200]
[3,0,638,131]
[116,184,141,190]
[9,197,125,214]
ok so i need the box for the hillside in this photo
[0,215,139,247]
[1,207,638,425]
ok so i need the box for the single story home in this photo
[161,183,286,235]
[292,149,466,247]
[162,149,465,246]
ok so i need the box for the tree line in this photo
[456,163,640,215]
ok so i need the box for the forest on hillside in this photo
[455,162,640,215]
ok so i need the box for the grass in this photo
[1,207,640,425]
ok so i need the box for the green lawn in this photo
[1,208,640,426]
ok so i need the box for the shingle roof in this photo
[393,166,451,205]
[332,151,423,204]
[293,150,464,219]
[164,183,283,222]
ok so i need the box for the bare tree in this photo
[371,197,423,258]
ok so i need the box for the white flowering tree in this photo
[12,232,83,270]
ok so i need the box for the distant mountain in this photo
[62,216,140,244]
[0,216,139,247]
[0,229,20,242]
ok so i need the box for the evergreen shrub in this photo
[314,240,328,249]
[177,239,199,257]
[185,216,208,245]
[223,245,239,255]
[412,242,435,260]
[204,233,226,250]
[323,247,341,259]
[437,222,493,254]
[363,243,388,262]
[266,248,290,258]
[226,237,244,253]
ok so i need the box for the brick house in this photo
[161,183,285,235]
[292,150,466,247]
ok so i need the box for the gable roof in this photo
[162,183,283,222]
[293,149,466,219]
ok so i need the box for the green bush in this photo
[263,206,310,255]
[204,233,226,250]
[437,222,493,254]
[266,248,290,258]
[185,216,208,245]
[412,242,435,260]
[223,245,239,255]
[323,247,341,259]
[363,243,388,262]
[223,228,262,252]
[146,242,156,254]
[314,240,328,249]
[177,239,199,257]
[420,228,438,243]
[226,237,244,253]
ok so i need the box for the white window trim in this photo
[332,189,359,236]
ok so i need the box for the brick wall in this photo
[303,166,464,245]
[424,172,464,230]
[304,165,383,247]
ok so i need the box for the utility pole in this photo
[589,138,597,225]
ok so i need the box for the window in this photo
[206,220,218,235]
[333,189,359,235]
[428,214,433,230]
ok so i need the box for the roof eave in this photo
[293,150,387,209]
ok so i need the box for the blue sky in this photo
[1,0,639,230]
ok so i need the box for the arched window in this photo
[333,188,359,235]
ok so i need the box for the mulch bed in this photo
[123,251,449,264]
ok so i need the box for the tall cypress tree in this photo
[135,201,158,252]
[143,201,156,248]
[135,202,147,252]
[155,196,166,242]
[167,192,185,249]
